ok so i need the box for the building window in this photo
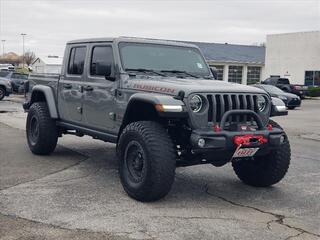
[305,71,320,86]
[247,66,261,85]
[210,65,224,80]
[228,66,243,83]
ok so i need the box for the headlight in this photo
[257,95,267,112]
[190,95,203,113]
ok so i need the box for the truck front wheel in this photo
[26,102,58,155]
[117,121,176,202]
[232,120,291,187]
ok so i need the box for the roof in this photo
[32,56,63,65]
[66,37,265,65]
[186,41,265,64]
[67,37,197,48]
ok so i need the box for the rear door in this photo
[58,45,87,124]
[81,43,117,131]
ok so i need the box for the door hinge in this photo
[109,112,116,120]
[76,106,83,114]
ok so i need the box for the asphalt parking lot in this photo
[0,96,319,240]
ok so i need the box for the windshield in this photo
[119,42,211,77]
[261,85,284,94]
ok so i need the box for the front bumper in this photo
[187,110,286,165]
[287,98,301,107]
[190,127,285,151]
[5,86,12,96]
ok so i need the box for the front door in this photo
[58,45,87,124]
[82,43,116,132]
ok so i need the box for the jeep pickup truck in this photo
[24,37,290,201]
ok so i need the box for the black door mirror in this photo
[104,64,116,81]
[210,67,218,79]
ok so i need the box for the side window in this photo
[68,47,86,75]
[90,46,114,76]
[278,78,289,84]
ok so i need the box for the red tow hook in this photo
[233,134,268,146]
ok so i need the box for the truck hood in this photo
[124,77,266,96]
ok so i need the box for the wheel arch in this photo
[29,85,59,119]
[118,93,185,139]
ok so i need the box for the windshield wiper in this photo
[125,68,166,77]
[160,70,199,78]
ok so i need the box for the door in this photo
[82,44,116,131]
[58,45,87,124]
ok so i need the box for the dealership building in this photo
[264,31,320,86]
[192,41,265,85]
[191,31,319,86]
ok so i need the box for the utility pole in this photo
[21,33,27,68]
[1,40,5,57]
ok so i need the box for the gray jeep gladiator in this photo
[24,37,290,201]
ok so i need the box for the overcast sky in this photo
[0,0,319,57]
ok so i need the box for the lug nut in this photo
[198,138,206,148]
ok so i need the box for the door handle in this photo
[83,85,94,91]
[63,84,72,89]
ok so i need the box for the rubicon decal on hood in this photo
[132,83,175,94]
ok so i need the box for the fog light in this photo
[198,138,206,148]
[280,135,285,144]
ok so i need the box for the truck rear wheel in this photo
[117,121,176,202]
[232,120,291,187]
[26,102,58,155]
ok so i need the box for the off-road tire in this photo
[117,121,176,202]
[0,86,6,100]
[26,102,58,155]
[232,119,291,187]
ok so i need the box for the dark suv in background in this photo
[254,84,301,109]
[262,76,307,98]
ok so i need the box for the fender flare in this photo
[122,93,186,124]
[30,85,59,119]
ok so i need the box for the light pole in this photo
[21,33,27,68]
[1,40,5,57]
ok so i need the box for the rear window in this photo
[68,47,86,75]
[12,73,28,80]
[278,78,289,84]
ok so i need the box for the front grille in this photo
[206,94,259,123]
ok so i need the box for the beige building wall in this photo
[265,31,320,84]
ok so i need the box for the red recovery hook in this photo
[233,134,268,146]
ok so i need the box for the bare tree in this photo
[24,51,36,66]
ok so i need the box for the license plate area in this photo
[232,147,259,158]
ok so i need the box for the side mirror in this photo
[105,64,116,81]
[93,62,116,81]
[210,67,218,79]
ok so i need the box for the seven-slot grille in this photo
[206,94,260,123]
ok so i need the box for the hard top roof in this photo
[67,37,199,49]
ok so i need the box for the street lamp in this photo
[21,33,27,68]
[1,40,5,57]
